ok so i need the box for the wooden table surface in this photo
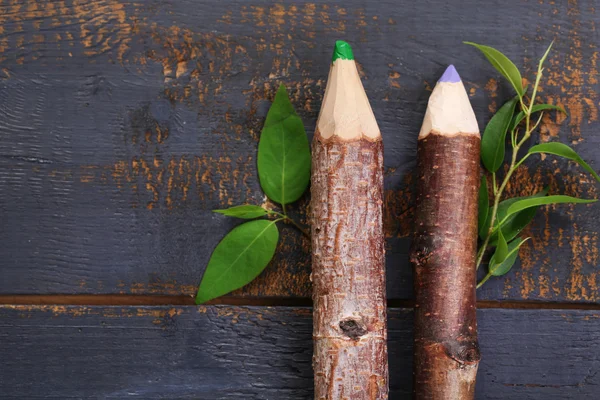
[1,0,599,398]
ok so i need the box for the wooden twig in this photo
[410,65,481,399]
[311,41,388,399]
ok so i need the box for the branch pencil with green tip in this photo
[311,40,388,399]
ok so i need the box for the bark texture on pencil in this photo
[311,41,388,400]
[410,65,481,399]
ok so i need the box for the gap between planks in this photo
[0,295,599,310]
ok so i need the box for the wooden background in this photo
[1,0,599,398]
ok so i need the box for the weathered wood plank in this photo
[1,306,599,399]
[0,0,598,301]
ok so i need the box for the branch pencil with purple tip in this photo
[410,65,481,399]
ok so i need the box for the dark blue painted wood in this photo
[1,306,598,399]
[0,0,598,302]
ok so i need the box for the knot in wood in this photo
[445,338,481,366]
[339,317,367,340]
[409,235,435,268]
[458,346,481,365]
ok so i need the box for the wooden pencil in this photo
[311,40,388,399]
[410,65,481,399]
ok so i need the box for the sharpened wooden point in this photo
[316,41,380,141]
[419,64,479,139]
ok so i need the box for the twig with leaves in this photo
[195,84,310,304]
[465,42,600,289]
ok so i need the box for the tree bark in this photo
[410,132,481,399]
[311,132,388,400]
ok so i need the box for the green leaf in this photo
[490,227,508,265]
[478,176,489,237]
[464,42,524,96]
[527,142,600,182]
[196,220,279,304]
[487,188,549,245]
[489,237,530,277]
[511,104,566,131]
[481,96,519,172]
[213,205,269,219]
[495,228,508,261]
[538,41,554,68]
[505,195,597,219]
[257,84,311,205]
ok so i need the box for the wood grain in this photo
[1,305,598,399]
[0,0,598,301]
[411,133,481,399]
[311,137,388,399]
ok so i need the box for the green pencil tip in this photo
[332,40,354,62]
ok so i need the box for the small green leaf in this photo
[527,142,600,182]
[494,228,508,262]
[258,84,311,205]
[478,176,489,237]
[489,237,530,277]
[464,42,524,96]
[511,104,566,131]
[213,205,269,219]
[196,220,279,304]
[538,41,554,68]
[481,96,519,172]
[487,188,549,245]
[505,195,597,219]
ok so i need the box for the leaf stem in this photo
[476,159,516,269]
[267,210,285,218]
[476,111,531,271]
[476,272,492,289]
[284,217,310,238]
[267,210,310,238]
[476,41,553,288]
[511,128,517,148]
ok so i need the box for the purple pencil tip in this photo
[439,64,461,83]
